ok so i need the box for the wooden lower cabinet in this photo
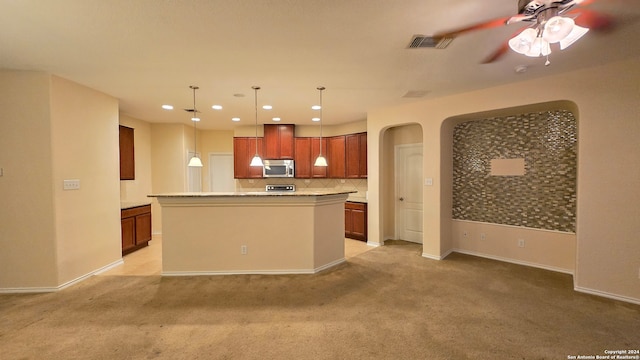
[121,204,152,255]
[345,201,367,241]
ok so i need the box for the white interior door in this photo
[395,143,423,243]
[209,153,235,192]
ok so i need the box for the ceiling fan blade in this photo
[571,9,615,30]
[434,16,512,38]
[481,42,511,64]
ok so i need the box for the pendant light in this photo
[187,85,203,167]
[314,86,328,167]
[249,86,264,167]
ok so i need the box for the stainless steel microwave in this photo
[263,159,295,178]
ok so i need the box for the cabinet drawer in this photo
[345,202,366,211]
[121,204,151,218]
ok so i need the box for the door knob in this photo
[399,197,404,201]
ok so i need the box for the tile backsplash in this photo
[236,178,368,200]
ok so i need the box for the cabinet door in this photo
[135,213,152,245]
[234,137,264,179]
[264,124,294,159]
[294,137,312,178]
[119,125,135,180]
[345,134,360,178]
[311,137,328,178]
[327,136,346,178]
[359,133,367,178]
[121,217,136,252]
[279,124,295,159]
[345,208,353,236]
[351,207,367,240]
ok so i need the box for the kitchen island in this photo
[149,191,354,276]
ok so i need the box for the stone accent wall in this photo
[452,110,577,233]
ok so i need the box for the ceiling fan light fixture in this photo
[526,37,551,57]
[543,16,575,43]
[559,24,589,50]
[508,28,537,54]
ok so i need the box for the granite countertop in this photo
[148,190,356,198]
[121,201,152,210]
[346,197,367,203]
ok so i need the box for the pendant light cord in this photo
[318,86,325,155]
[252,86,260,156]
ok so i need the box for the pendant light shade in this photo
[188,85,203,168]
[314,86,328,167]
[250,86,264,167]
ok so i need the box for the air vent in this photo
[408,35,453,49]
[402,90,430,98]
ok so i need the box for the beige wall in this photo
[50,76,122,285]
[119,114,153,203]
[0,71,58,288]
[233,120,367,138]
[367,57,640,303]
[149,123,189,233]
[0,71,121,290]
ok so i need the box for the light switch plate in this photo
[63,179,80,190]
[424,178,433,186]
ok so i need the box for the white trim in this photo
[452,249,574,275]
[0,258,124,294]
[367,241,382,247]
[574,286,640,306]
[422,248,454,260]
[162,258,346,277]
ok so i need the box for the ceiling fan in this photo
[433,0,614,65]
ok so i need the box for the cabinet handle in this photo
[399,197,404,201]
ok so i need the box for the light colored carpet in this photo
[1,241,638,359]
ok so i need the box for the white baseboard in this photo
[0,258,124,294]
[162,258,346,277]
[451,249,575,275]
[574,286,640,306]
[422,248,454,261]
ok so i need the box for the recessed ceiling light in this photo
[231,117,241,122]
[312,117,320,122]
[162,104,174,110]
[212,105,223,110]
[311,105,321,110]
[272,117,281,122]
[262,105,272,110]
[191,116,200,122]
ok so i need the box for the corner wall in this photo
[0,71,58,289]
[50,76,122,286]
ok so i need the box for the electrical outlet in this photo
[241,245,248,255]
[518,239,525,248]
[63,179,80,190]
[480,233,486,241]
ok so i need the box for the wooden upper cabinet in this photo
[264,124,294,159]
[294,137,329,178]
[233,137,264,179]
[294,137,312,178]
[327,136,346,178]
[346,132,367,178]
[119,125,135,180]
[311,137,329,178]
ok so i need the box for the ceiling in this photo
[1,0,639,130]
